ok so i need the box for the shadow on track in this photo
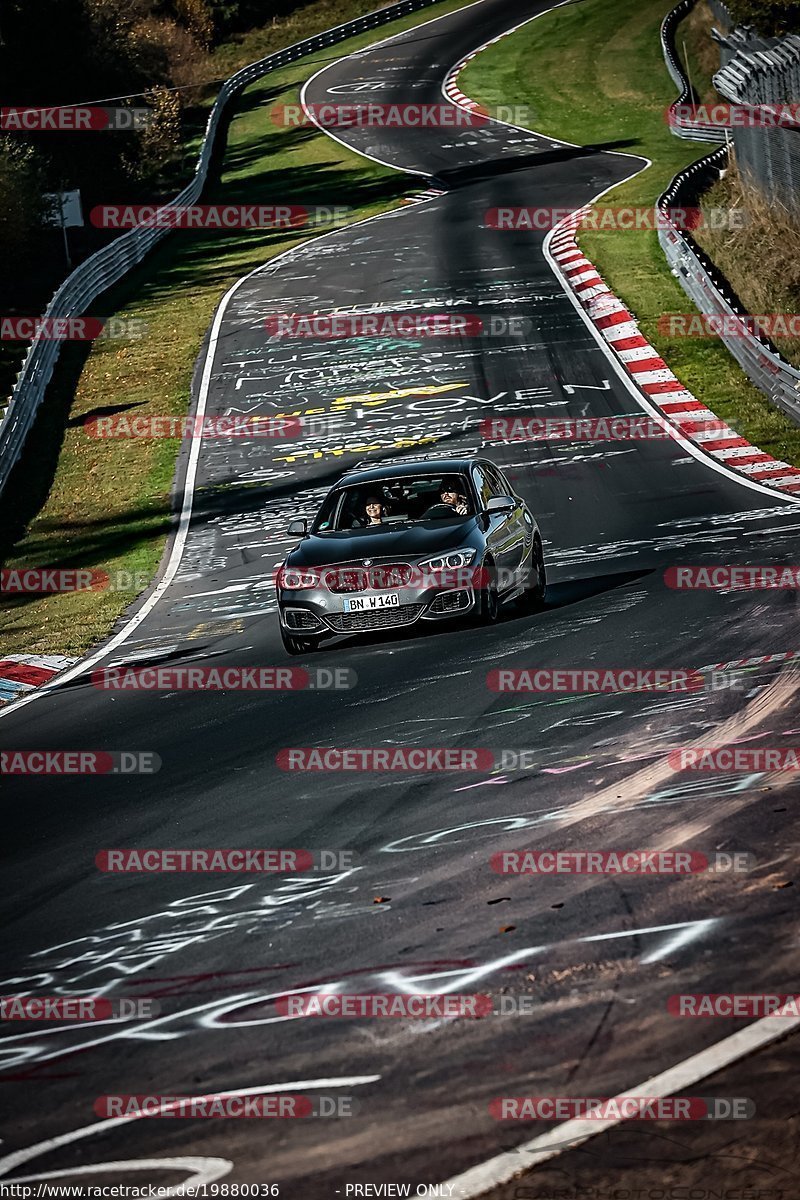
[433,139,643,189]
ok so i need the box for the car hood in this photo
[286,518,480,567]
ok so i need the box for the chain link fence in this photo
[714,26,800,206]
[0,0,445,500]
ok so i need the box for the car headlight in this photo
[277,566,319,590]
[417,548,477,572]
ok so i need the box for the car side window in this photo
[483,465,508,497]
[472,466,493,510]
[490,465,515,496]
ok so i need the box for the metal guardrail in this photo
[0,0,444,499]
[658,148,800,424]
[661,0,729,142]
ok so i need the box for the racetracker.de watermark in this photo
[669,994,800,1017]
[90,204,350,229]
[659,313,800,339]
[0,317,147,341]
[94,1093,357,1118]
[485,206,746,231]
[669,102,800,127]
[490,849,754,874]
[668,747,800,771]
[91,665,356,690]
[275,563,499,592]
[0,996,159,1020]
[490,1096,754,1120]
[264,313,530,338]
[1,105,151,131]
[481,415,712,441]
[94,848,355,872]
[487,669,706,693]
[84,415,302,439]
[665,566,800,589]
[276,993,493,1017]
[275,994,606,1019]
[277,747,495,771]
[1,568,153,593]
[0,751,160,775]
[272,101,492,127]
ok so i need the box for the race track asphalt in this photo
[1,0,799,1194]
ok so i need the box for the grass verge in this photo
[675,0,724,107]
[461,0,800,470]
[0,0,473,659]
[694,164,800,367]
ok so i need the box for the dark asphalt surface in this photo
[2,0,800,1194]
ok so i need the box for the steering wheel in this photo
[422,503,458,519]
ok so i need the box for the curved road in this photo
[2,0,800,1194]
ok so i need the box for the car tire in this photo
[476,561,500,624]
[518,538,546,612]
[280,626,322,656]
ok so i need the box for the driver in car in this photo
[440,485,470,516]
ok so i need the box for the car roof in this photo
[336,457,486,487]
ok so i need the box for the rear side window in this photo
[483,464,508,497]
[472,466,493,509]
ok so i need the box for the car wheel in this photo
[519,538,546,612]
[280,626,322,656]
[476,561,500,624]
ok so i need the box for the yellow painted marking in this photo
[249,409,328,421]
[276,436,440,464]
[333,382,468,406]
[186,618,246,640]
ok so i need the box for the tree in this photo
[725,0,800,34]
[0,139,47,268]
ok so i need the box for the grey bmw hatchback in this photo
[275,455,546,655]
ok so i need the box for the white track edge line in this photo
[443,1012,800,1196]
[0,202,428,723]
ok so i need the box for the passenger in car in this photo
[351,495,387,527]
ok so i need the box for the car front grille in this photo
[325,604,425,633]
[325,567,368,594]
[325,563,415,593]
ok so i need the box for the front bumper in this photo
[278,584,476,635]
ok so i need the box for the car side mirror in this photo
[486,495,515,515]
[287,518,308,536]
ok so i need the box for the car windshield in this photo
[312,474,473,533]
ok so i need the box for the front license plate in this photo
[343,594,401,612]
